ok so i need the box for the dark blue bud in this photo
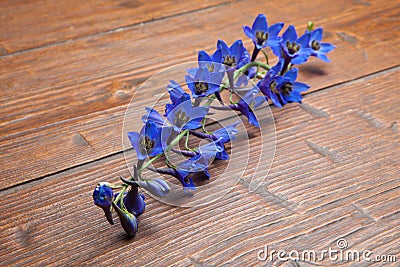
[123,185,146,217]
[111,202,138,237]
[93,182,114,225]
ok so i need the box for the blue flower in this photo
[152,149,215,190]
[198,49,223,72]
[128,121,164,160]
[212,121,240,143]
[177,152,212,184]
[185,67,224,98]
[259,63,309,107]
[277,68,310,104]
[189,121,239,143]
[217,39,250,70]
[93,182,114,225]
[272,25,312,65]
[165,80,191,115]
[231,88,265,127]
[257,60,284,107]
[243,14,284,49]
[150,166,196,190]
[111,201,138,237]
[307,28,335,62]
[142,107,167,128]
[197,138,229,160]
[165,99,209,132]
[148,138,227,190]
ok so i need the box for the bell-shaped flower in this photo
[307,28,335,62]
[231,87,265,127]
[258,60,284,107]
[165,80,191,115]
[275,68,310,105]
[217,39,250,70]
[259,62,309,107]
[92,182,115,225]
[212,121,240,143]
[128,121,164,160]
[197,138,229,160]
[198,48,223,72]
[272,25,312,65]
[165,99,209,132]
[185,67,224,98]
[243,14,284,49]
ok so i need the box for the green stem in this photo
[260,49,269,65]
[205,61,271,107]
[114,185,127,205]
[138,129,189,174]
[184,130,193,151]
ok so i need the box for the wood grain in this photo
[1,1,399,265]
[1,0,400,189]
[0,67,398,266]
[0,0,231,55]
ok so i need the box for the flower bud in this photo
[111,202,138,237]
[123,185,146,216]
[121,175,170,198]
[137,178,170,197]
[93,182,114,225]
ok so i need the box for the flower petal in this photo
[286,90,303,103]
[316,53,331,62]
[198,50,212,63]
[213,121,240,143]
[252,14,267,31]
[268,22,284,36]
[282,25,297,42]
[297,32,311,47]
[284,68,298,82]
[293,81,310,93]
[243,25,255,40]
[142,107,166,127]
[127,131,147,160]
[217,39,230,56]
[311,28,323,42]
[319,43,336,53]
[230,40,244,60]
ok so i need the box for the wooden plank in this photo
[0,69,398,265]
[1,0,400,188]
[0,0,231,55]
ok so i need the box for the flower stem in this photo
[205,61,271,107]
[138,129,189,173]
[260,49,269,65]
[251,46,260,62]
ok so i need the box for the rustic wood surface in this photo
[0,0,399,266]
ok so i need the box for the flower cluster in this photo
[92,14,334,237]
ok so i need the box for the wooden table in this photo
[1,0,399,266]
